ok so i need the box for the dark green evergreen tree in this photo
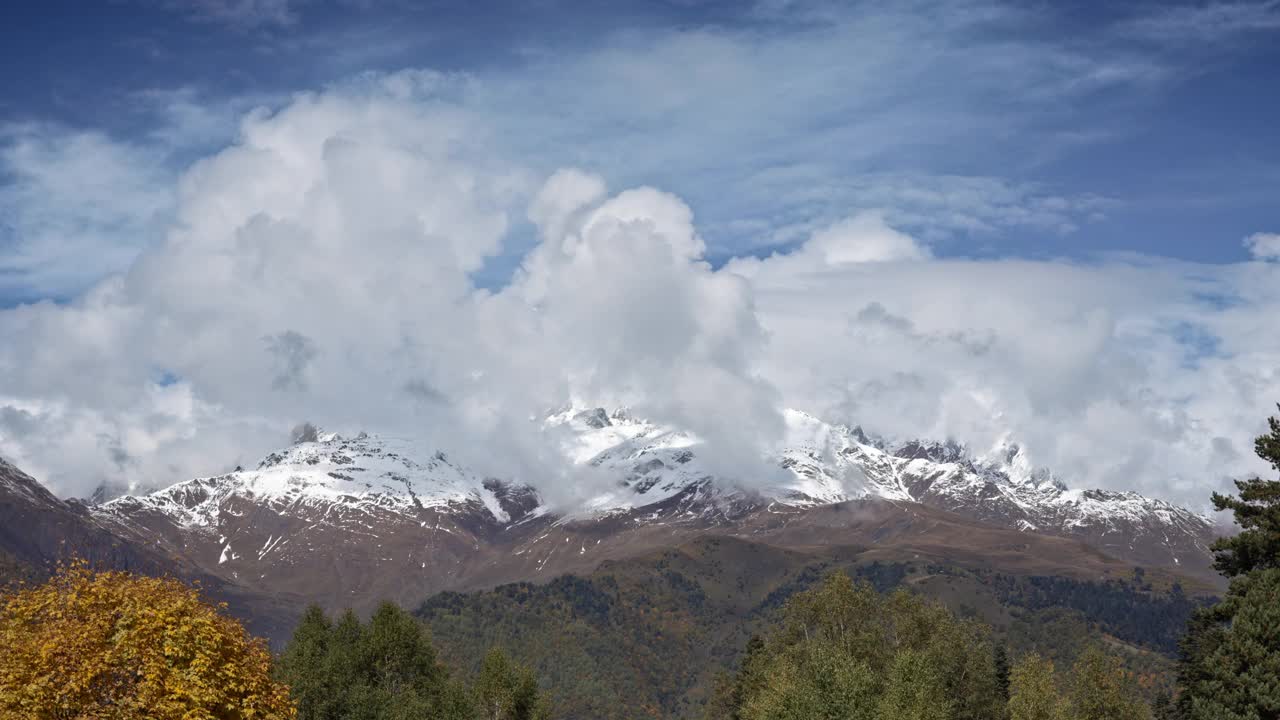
[1178,405,1280,720]
[277,601,550,720]
[275,605,337,719]
[1183,569,1280,719]
[995,643,1012,704]
[1176,609,1227,720]
[1210,406,1280,578]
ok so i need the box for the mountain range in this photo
[1,406,1222,643]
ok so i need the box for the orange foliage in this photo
[0,561,295,720]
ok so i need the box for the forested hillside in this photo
[417,536,1204,719]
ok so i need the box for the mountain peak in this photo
[103,431,527,531]
[93,405,1217,581]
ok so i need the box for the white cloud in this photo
[0,127,174,300]
[1,48,1278,512]
[738,227,1280,507]
[1245,232,1280,260]
[455,2,1154,258]
[793,213,931,266]
[0,2,1191,300]
[0,76,783,505]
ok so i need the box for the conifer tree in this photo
[1151,692,1177,720]
[276,605,335,719]
[1210,405,1280,578]
[995,643,1012,704]
[706,634,767,720]
[1178,405,1280,719]
[277,602,526,720]
[1183,569,1280,719]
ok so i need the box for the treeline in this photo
[987,570,1205,654]
[416,548,1192,716]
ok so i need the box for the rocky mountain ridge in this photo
[75,406,1219,618]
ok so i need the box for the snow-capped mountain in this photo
[104,431,524,532]
[86,406,1219,615]
[94,431,546,612]
[541,407,1214,570]
[773,410,1215,570]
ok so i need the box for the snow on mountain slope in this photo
[93,431,550,612]
[776,410,1215,570]
[101,431,517,531]
[544,407,715,512]
[543,406,1216,570]
[545,407,856,511]
[93,405,1219,600]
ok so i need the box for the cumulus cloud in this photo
[738,229,1280,505]
[729,213,931,280]
[0,76,783,505]
[513,173,786,496]
[0,71,1278,513]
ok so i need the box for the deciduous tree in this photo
[1066,646,1152,720]
[1008,653,1064,720]
[0,561,295,720]
[709,572,1003,720]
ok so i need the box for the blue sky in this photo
[2,0,1278,304]
[0,0,1279,506]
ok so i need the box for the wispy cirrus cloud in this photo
[1123,0,1280,43]
[3,0,1160,300]
[162,0,302,29]
[0,125,173,302]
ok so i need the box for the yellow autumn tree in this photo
[0,561,295,720]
